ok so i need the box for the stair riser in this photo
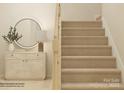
[62,47,112,56]
[62,58,116,68]
[62,30,105,36]
[62,73,121,83]
[62,37,108,45]
[62,22,102,27]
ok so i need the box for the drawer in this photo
[6,53,26,59]
[5,53,46,59]
[26,53,46,59]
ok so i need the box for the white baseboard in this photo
[102,17,124,83]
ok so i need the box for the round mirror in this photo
[14,18,42,49]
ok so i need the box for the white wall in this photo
[102,4,124,66]
[0,4,56,78]
[61,3,102,21]
[102,3,124,82]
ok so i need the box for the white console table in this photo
[5,52,46,80]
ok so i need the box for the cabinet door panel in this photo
[5,59,24,79]
[23,60,44,79]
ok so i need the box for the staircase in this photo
[61,21,124,89]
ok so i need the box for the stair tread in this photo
[62,21,102,22]
[62,83,124,89]
[62,36,107,38]
[62,36,108,45]
[62,68,121,73]
[62,45,112,56]
[62,56,115,59]
[62,27,103,29]
[62,29,105,36]
[62,45,111,47]
[62,27,103,30]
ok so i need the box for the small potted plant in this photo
[2,26,22,52]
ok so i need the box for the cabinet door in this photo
[22,59,45,79]
[5,59,24,79]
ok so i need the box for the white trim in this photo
[102,17,124,83]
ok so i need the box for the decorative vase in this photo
[8,43,15,52]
